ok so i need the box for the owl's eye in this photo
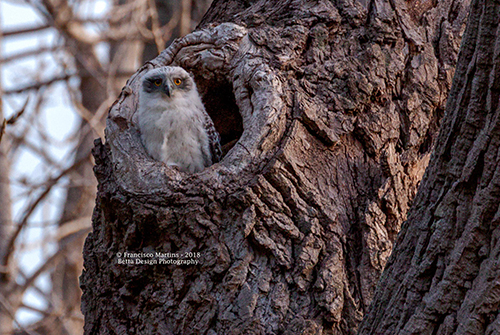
[154,79,162,86]
[174,78,182,86]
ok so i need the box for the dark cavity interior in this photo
[195,75,243,157]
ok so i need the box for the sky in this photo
[1,0,108,326]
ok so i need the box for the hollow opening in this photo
[194,74,243,157]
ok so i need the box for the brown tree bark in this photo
[82,0,470,333]
[358,0,500,333]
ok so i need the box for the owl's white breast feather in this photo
[137,88,211,173]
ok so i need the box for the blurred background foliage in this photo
[0,0,212,333]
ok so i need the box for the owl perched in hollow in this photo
[137,66,222,173]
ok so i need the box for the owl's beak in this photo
[163,84,171,98]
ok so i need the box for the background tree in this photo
[0,0,211,334]
[1,18,14,333]
[358,0,500,333]
[81,0,471,333]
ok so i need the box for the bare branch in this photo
[0,292,41,335]
[0,119,6,144]
[2,24,52,37]
[0,46,64,64]
[20,225,90,293]
[147,0,165,53]
[39,0,108,88]
[10,135,62,169]
[1,153,91,269]
[0,98,28,143]
[20,302,51,317]
[4,75,72,95]
[6,98,29,125]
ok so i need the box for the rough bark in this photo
[358,0,500,334]
[82,0,470,333]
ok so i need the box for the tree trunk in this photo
[358,0,500,333]
[81,0,470,333]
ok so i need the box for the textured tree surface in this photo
[358,0,500,334]
[81,0,470,334]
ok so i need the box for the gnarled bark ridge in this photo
[81,0,470,333]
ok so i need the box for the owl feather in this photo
[137,66,222,173]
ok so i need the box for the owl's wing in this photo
[204,114,222,163]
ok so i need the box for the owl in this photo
[136,66,222,173]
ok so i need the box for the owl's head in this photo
[141,66,196,99]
